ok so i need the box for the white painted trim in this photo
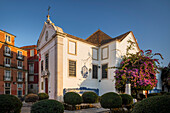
[17,50,23,59]
[4,83,11,95]
[4,57,11,67]
[5,34,11,43]
[17,83,23,97]
[17,71,23,82]
[4,46,11,56]
[17,60,23,69]
[4,69,11,81]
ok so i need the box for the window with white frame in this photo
[92,48,98,60]
[18,51,22,57]
[5,46,11,55]
[69,60,76,77]
[29,63,34,74]
[29,76,34,82]
[5,34,11,42]
[30,50,34,57]
[5,57,11,67]
[101,46,109,60]
[18,72,22,81]
[4,70,11,81]
[17,83,23,88]
[4,83,10,94]
[41,60,44,72]
[68,40,76,55]
[92,65,98,79]
[18,61,23,69]
[45,53,49,70]
[102,64,108,79]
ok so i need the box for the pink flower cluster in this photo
[115,50,160,90]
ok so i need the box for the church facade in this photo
[37,16,140,101]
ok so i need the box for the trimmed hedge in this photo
[0,94,22,113]
[82,92,98,103]
[64,92,82,106]
[132,95,170,113]
[160,91,170,95]
[100,92,122,109]
[38,93,49,100]
[25,93,39,103]
[148,92,170,98]
[120,94,133,106]
[31,99,64,113]
[147,93,161,97]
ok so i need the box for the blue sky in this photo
[0,0,169,66]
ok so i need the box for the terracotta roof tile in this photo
[66,33,97,46]
[100,31,131,45]
[85,29,112,46]
[20,45,37,49]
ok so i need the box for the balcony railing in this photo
[2,62,26,70]
[17,65,23,69]
[4,61,11,67]
[3,50,13,58]
[16,54,24,61]
[16,77,24,82]
[3,76,13,81]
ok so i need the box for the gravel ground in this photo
[21,102,109,113]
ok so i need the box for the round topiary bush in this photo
[100,92,122,110]
[25,93,39,103]
[64,92,82,106]
[82,92,98,103]
[31,99,64,113]
[38,93,49,100]
[120,94,133,106]
[0,94,22,113]
[132,95,170,113]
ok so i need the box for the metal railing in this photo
[3,76,13,81]
[16,77,24,82]
[3,50,13,58]
[16,54,24,61]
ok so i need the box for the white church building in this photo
[37,15,140,101]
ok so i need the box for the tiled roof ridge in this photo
[0,29,16,37]
[85,29,112,41]
[20,45,37,49]
[85,29,101,41]
[100,31,131,45]
[115,31,132,41]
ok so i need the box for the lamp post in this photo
[125,78,131,95]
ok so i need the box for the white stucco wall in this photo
[98,41,117,95]
[63,37,99,90]
[38,38,57,99]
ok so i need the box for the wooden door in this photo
[45,78,48,94]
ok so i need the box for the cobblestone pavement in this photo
[21,107,31,113]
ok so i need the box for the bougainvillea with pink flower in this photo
[114,41,163,91]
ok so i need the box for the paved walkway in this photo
[21,102,110,113]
